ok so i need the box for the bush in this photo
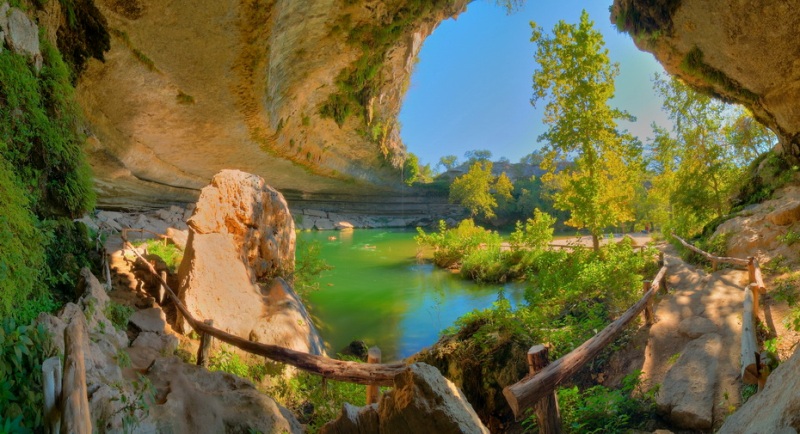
[415,219,499,269]
[133,239,183,273]
[553,370,657,433]
[0,318,54,432]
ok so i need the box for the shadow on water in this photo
[299,229,525,361]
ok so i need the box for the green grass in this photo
[133,239,183,272]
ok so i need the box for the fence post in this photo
[748,257,756,283]
[366,346,382,405]
[711,259,718,272]
[658,251,664,268]
[197,319,214,367]
[158,270,167,305]
[528,345,562,434]
[42,356,62,434]
[642,281,654,325]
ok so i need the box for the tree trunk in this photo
[591,233,600,252]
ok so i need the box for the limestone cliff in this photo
[68,0,467,208]
[611,0,800,157]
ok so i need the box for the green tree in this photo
[450,161,511,220]
[438,155,458,171]
[403,152,421,186]
[464,149,493,165]
[530,11,641,250]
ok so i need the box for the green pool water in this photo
[298,229,524,361]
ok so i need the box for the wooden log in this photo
[642,281,654,325]
[43,357,62,434]
[741,284,760,385]
[366,346,382,405]
[120,235,406,385]
[503,265,667,417]
[671,234,748,267]
[527,345,562,433]
[61,314,92,434]
[197,319,214,367]
[158,270,167,305]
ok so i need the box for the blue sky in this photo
[398,0,671,167]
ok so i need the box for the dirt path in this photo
[641,245,748,431]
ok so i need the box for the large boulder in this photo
[38,268,303,433]
[718,347,800,433]
[656,333,722,430]
[177,171,323,354]
[0,3,43,69]
[188,170,295,280]
[320,363,489,434]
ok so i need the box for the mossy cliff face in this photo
[612,0,800,157]
[75,0,468,208]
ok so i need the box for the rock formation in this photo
[320,363,490,434]
[52,0,470,208]
[611,0,800,157]
[177,170,324,355]
[718,345,800,433]
[39,268,302,433]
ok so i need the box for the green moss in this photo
[56,0,110,79]
[680,46,760,103]
[318,0,452,128]
[612,0,682,38]
[109,28,160,73]
[0,40,98,320]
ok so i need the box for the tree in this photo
[464,149,493,165]
[403,153,421,186]
[450,161,511,220]
[530,10,641,250]
[438,155,458,171]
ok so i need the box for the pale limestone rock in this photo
[130,307,167,332]
[132,331,179,355]
[0,4,42,70]
[677,316,718,339]
[188,170,295,280]
[335,221,354,230]
[166,227,188,250]
[657,333,722,430]
[314,218,335,231]
[321,363,489,434]
[718,347,800,433]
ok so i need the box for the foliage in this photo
[105,302,134,331]
[554,370,657,433]
[415,219,498,269]
[133,239,183,273]
[438,155,458,171]
[208,345,269,383]
[530,11,642,249]
[464,149,493,165]
[733,150,795,208]
[0,41,98,321]
[0,318,54,432]
[402,152,421,186]
[293,239,334,300]
[778,230,800,246]
[111,375,156,434]
[267,357,370,433]
[449,161,515,220]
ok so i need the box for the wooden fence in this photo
[502,263,668,432]
[672,234,769,389]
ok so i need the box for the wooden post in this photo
[748,257,756,284]
[527,345,562,434]
[741,284,760,385]
[711,259,718,272]
[42,357,62,434]
[197,319,214,367]
[658,251,664,268]
[61,314,92,434]
[642,281,654,325]
[366,346,382,405]
[158,270,167,305]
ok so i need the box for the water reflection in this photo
[300,229,524,361]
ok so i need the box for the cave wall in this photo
[612,0,800,156]
[72,0,468,209]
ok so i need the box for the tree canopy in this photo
[531,10,641,249]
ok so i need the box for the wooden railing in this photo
[671,234,769,389]
[503,261,668,431]
[120,229,405,386]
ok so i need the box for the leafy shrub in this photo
[0,318,54,432]
[292,239,333,300]
[105,302,134,331]
[208,345,269,383]
[415,219,499,269]
[778,230,800,246]
[555,370,657,433]
[266,357,380,433]
[133,239,183,273]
